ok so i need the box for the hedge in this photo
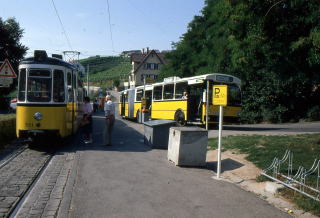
[0,115,16,147]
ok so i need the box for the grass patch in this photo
[208,134,320,216]
[0,114,16,121]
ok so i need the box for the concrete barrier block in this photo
[168,127,208,166]
[144,120,176,148]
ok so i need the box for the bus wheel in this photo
[174,110,186,126]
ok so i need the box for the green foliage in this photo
[0,17,28,97]
[0,115,16,147]
[161,0,320,123]
[113,79,120,88]
[79,56,130,88]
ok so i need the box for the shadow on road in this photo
[75,115,152,153]
[206,158,244,173]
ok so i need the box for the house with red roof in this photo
[128,48,168,87]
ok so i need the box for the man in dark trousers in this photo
[104,95,115,146]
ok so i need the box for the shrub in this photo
[307,106,320,121]
[0,116,16,147]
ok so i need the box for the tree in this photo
[113,79,120,88]
[0,17,28,97]
[160,0,320,122]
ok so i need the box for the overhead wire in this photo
[51,0,73,50]
[106,0,115,52]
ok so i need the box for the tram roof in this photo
[20,57,76,70]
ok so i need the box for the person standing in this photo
[82,96,93,144]
[104,95,115,146]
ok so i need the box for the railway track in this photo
[0,145,55,218]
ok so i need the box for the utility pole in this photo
[87,64,89,97]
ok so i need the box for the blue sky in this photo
[1,0,205,58]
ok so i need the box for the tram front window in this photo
[18,69,26,101]
[27,69,52,102]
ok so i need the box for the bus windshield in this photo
[27,69,52,102]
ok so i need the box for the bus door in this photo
[145,90,152,116]
[120,93,126,116]
[187,84,204,121]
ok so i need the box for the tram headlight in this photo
[33,112,42,121]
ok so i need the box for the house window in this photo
[147,63,151,69]
[154,64,159,70]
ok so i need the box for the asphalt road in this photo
[69,112,290,218]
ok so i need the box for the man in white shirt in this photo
[104,95,115,146]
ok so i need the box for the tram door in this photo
[187,84,203,121]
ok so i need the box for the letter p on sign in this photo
[213,85,228,106]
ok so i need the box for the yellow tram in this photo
[16,50,85,141]
[119,74,241,125]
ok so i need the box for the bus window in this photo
[18,68,26,101]
[164,84,174,99]
[53,70,65,102]
[136,89,143,101]
[228,85,241,106]
[153,85,163,100]
[175,82,188,99]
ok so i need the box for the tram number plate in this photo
[25,122,34,127]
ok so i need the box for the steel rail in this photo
[261,172,320,202]
[0,145,28,170]
[7,149,54,218]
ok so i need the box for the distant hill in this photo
[79,56,130,88]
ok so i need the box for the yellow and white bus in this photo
[119,73,241,125]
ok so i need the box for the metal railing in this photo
[262,149,320,201]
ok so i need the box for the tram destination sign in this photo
[213,85,228,106]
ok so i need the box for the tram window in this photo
[68,87,74,102]
[67,72,72,86]
[136,89,143,101]
[153,86,163,100]
[18,69,26,101]
[175,82,188,99]
[53,70,65,102]
[73,72,77,89]
[27,69,51,102]
[164,84,174,99]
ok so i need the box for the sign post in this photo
[0,59,17,87]
[213,85,228,179]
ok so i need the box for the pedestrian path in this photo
[68,115,290,218]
